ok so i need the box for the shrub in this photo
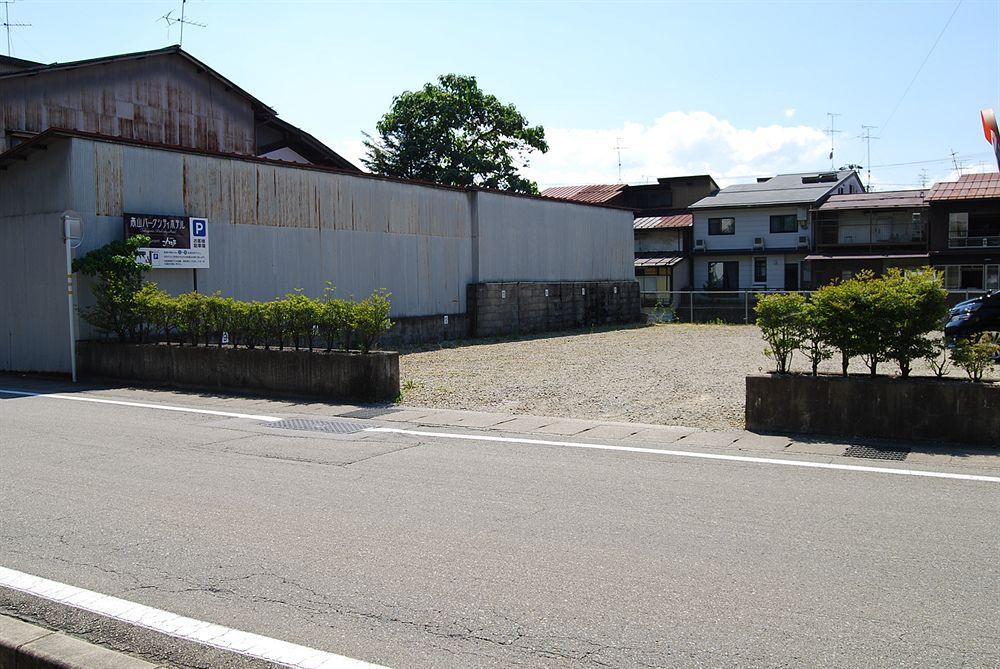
[755,292,807,374]
[353,289,393,353]
[881,268,948,378]
[951,336,999,382]
[175,291,210,346]
[924,338,950,378]
[134,283,177,344]
[800,300,833,376]
[809,278,864,376]
[72,235,151,341]
[319,283,355,352]
[263,299,289,350]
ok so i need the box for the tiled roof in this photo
[634,213,693,229]
[540,183,624,204]
[817,189,927,211]
[927,172,1000,201]
[690,170,858,209]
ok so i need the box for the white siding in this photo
[692,206,810,253]
[693,254,807,291]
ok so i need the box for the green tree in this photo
[72,236,151,342]
[800,300,833,376]
[353,289,394,353]
[362,74,548,194]
[881,268,949,378]
[755,292,808,374]
[951,336,999,382]
[810,276,866,376]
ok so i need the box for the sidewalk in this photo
[2,374,996,471]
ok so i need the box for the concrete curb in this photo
[0,614,168,669]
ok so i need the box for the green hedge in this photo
[756,268,956,378]
[133,284,393,353]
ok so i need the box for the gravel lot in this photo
[399,324,997,430]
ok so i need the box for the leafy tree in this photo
[353,289,394,353]
[72,236,152,342]
[800,301,833,376]
[320,283,355,352]
[809,279,864,376]
[362,74,548,194]
[881,268,948,378]
[924,337,951,378]
[951,336,999,382]
[755,292,808,374]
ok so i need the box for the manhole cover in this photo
[842,445,909,461]
[341,407,401,419]
[268,419,367,435]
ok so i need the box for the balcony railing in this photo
[949,235,1000,248]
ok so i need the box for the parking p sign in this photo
[124,214,210,269]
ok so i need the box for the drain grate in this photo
[842,445,910,461]
[268,419,367,435]
[340,407,401,419]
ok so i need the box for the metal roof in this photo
[804,253,930,261]
[635,256,683,267]
[540,183,624,203]
[816,189,927,211]
[633,213,693,229]
[927,172,1000,201]
[690,170,858,209]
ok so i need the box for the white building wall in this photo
[692,206,810,252]
[693,254,807,291]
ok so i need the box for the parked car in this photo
[945,291,1000,345]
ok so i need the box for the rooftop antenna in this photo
[1,0,30,58]
[918,169,929,188]
[950,149,965,175]
[825,112,842,170]
[859,125,879,191]
[613,137,629,183]
[158,0,205,48]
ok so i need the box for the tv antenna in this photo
[2,0,30,58]
[825,112,842,170]
[613,137,629,183]
[858,125,879,191]
[918,169,928,188]
[158,0,205,47]
[950,149,964,175]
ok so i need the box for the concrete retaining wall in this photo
[746,374,1000,446]
[78,341,399,402]
[467,281,642,338]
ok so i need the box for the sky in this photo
[5,0,999,190]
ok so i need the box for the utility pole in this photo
[859,125,879,192]
[825,112,842,170]
[2,0,30,58]
[918,169,928,188]
[613,137,629,183]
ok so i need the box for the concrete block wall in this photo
[467,281,641,338]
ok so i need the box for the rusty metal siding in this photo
[0,56,255,155]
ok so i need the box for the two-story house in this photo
[688,170,864,291]
[543,175,719,301]
[806,189,929,286]
[926,173,1000,293]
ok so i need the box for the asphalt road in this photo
[1,380,998,668]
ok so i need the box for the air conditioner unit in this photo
[752,237,765,250]
[694,239,706,252]
[797,235,809,249]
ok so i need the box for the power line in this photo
[879,0,962,137]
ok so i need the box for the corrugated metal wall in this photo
[0,144,74,372]
[0,57,255,154]
[1,137,635,372]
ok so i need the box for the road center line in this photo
[0,566,388,669]
[0,388,282,422]
[364,427,1000,484]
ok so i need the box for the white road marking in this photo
[365,427,1000,484]
[0,566,389,669]
[0,388,282,422]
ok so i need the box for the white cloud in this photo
[784,108,797,119]
[524,111,830,189]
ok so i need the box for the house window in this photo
[636,266,669,293]
[753,257,767,283]
[849,184,856,194]
[942,264,989,290]
[707,261,739,290]
[987,265,1000,290]
[769,214,797,233]
[708,217,735,235]
[948,213,969,246]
